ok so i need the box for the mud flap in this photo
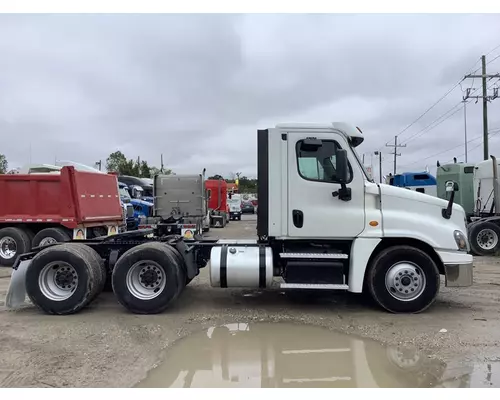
[5,260,30,309]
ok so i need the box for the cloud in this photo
[1,13,500,179]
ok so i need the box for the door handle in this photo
[292,209,304,228]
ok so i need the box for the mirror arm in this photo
[442,190,455,219]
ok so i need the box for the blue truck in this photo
[118,181,153,230]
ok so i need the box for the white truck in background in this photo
[228,193,243,221]
[7,122,473,316]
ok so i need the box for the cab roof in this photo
[274,122,364,147]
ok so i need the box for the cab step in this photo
[279,252,348,260]
[280,283,349,290]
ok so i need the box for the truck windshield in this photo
[119,187,131,200]
[349,142,373,182]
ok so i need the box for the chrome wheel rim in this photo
[477,228,498,250]
[39,261,79,301]
[385,261,426,301]
[126,260,166,300]
[0,236,17,260]
[39,237,58,247]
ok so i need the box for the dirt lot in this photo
[1,214,500,387]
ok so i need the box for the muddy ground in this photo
[1,214,499,387]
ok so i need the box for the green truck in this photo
[436,162,475,217]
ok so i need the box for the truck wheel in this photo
[0,227,31,266]
[468,221,500,256]
[32,227,71,249]
[367,246,440,313]
[69,243,107,302]
[25,243,102,315]
[111,242,185,314]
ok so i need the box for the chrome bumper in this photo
[437,250,474,287]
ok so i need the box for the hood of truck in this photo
[377,183,467,251]
[131,199,153,207]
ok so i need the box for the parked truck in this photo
[0,166,126,266]
[117,175,154,203]
[138,172,208,239]
[206,178,229,228]
[389,172,437,196]
[437,157,500,256]
[6,122,472,316]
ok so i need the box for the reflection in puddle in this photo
[135,323,495,388]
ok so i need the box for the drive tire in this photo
[367,246,440,313]
[468,221,500,256]
[70,244,107,302]
[25,243,102,315]
[32,227,71,249]
[0,227,32,266]
[111,242,184,314]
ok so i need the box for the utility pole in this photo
[463,55,500,160]
[462,99,468,163]
[95,160,102,171]
[386,136,406,175]
[374,151,382,183]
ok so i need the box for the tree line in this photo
[105,151,172,178]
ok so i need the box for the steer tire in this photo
[32,227,71,249]
[0,227,32,266]
[111,242,184,314]
[468,221,500,256]
[25,243,102,315]
[367,246,440,314]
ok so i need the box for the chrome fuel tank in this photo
[210,242,273,288]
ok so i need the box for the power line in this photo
[399,102,464,145]
[399,128,500,169]
[393,58,482,139]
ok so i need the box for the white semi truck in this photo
[6,122,473,315]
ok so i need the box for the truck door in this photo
[287,131,365,239]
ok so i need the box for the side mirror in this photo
[442,180,458,219]
[336,149,349,184]
[332,149,351,202]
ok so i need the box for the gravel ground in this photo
[1,214,499,387]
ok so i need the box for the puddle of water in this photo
[135,323,495,388]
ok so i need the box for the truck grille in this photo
[126,204,134,218]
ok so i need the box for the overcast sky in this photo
[1,13,500,178]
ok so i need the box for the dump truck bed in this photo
[0,166,123,229]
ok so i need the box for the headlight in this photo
[454,230,469,252]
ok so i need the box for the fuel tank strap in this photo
[259,245,266,288]
[220,244,228,288]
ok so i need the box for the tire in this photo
[0,227,32,266]
[111,242,185,314]
[237,216,241,221]
[468,221,500,256]
[366,245,440,313]
[70,244,107,302]
[25,243,102,315]
[32,227,71,249]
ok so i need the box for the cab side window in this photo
[296,139,352,183]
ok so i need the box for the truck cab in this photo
[389,172,437,197]
[250,122,472,312]
[117,176,154,203]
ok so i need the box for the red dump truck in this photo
[0,166,125,266]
